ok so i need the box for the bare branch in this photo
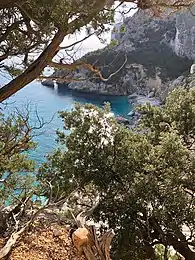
[98,54,128,82]
[48,54,127,83]
[0,202,46,259]
[59,32,96,50]
[0,26,66,102]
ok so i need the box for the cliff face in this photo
[56,8,195,98]
[174,6,195,59]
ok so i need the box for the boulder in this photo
[129,95,161,107]
[41,80,54,87]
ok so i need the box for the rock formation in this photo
[174,5,195,59]
[52,7,195,100]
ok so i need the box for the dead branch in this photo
[48,54,127,82]
[0,224,26,258]
[0,178,72,259]
[98,54,127,82]
[59,32,96,50]
[0,205,43,259]
[72,224,115,260]
[0,186,74,259]
[71,200,114,260]
[0,183,112,260]
[1,103,53,158]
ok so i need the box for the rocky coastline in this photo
[42,6,195,119]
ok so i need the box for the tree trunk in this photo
[0,29,65,102]
[148,217,195,260]
[72,225,114,260]
[0,224,26,259]
[171,241,195,260]
[0,211,7,234]
[166,229,195,260]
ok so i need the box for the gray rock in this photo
[174,6,195,59]
[190,64,195,74]
[172,75,186,87]
[128,93,138,100]
[129,95,161,106]
[41,80,54,87]
[54,8,194,98]
[148,91,155,98]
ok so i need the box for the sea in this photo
[1,79,132,164]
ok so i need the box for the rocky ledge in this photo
[128,93,161,106]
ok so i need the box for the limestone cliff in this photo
[55,8,195,99]
[174,6,195,59]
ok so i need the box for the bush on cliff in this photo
[39,87,195,260]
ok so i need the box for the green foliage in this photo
[0,0,114,77]
[109,39,119,47]
[39,87,195,259]
[3,66,24,77]
[137,87,195,144]
[38,103,117,196]
[155,244,179,260]
[120,24,126,33]
[0,111,37,204]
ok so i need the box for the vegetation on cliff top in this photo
[38,87,195,260]
[1,1,195,259]
[1,86,195,259]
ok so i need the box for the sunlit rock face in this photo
[55,8,195,99]
[174,6,195,60]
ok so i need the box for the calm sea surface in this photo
[1,80,132,164]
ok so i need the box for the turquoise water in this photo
[1,80,132,164]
